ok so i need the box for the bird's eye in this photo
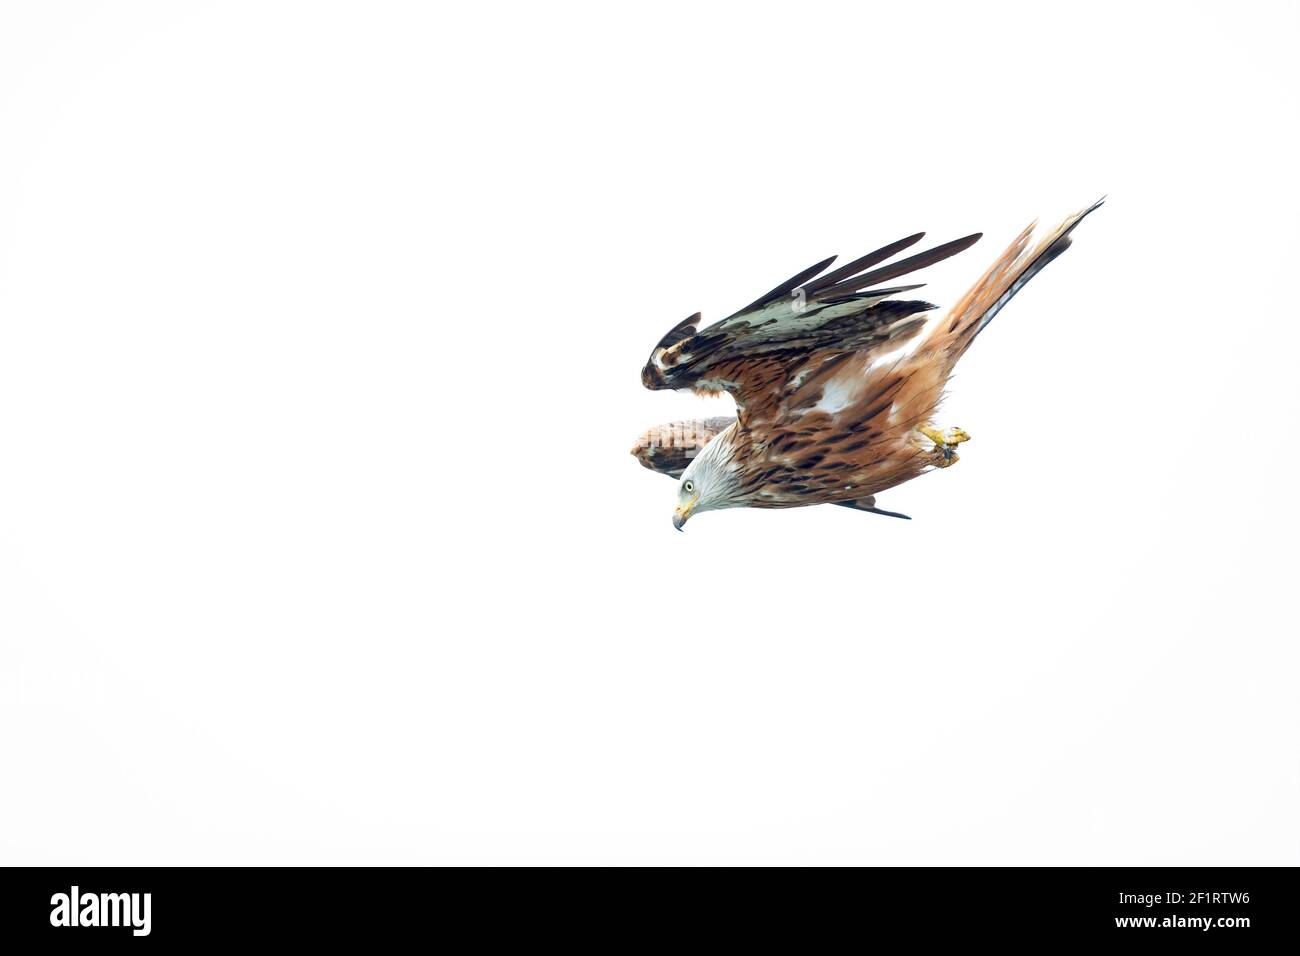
[683,480,695,494]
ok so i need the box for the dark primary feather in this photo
[731,232,980,316]
[818,282,925,306]
[814,232,982,299]
[731,254,838,316]
[804,232,925,293]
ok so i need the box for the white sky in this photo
[1,1,1296,864]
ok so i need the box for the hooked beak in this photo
[672,497,698,532]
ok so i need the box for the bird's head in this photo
[673,435,742,531]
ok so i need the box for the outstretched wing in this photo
[640,231,982,425]
[630,416,735,479]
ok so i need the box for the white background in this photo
[1,1,1296,865]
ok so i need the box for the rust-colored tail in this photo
[929,198,1104,367]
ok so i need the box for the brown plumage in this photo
[634,201,1103,529]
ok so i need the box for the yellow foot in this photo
[916,424,970,468]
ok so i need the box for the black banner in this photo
[0,867,1294,945]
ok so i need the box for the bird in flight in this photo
[632,200,1102,530]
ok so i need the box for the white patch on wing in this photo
[810,377,859,415]
[868,313,937,370]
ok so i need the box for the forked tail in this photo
[929,198,1104,367]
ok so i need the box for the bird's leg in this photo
[916,424,970,468]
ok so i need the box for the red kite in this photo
[633,201,1102,529]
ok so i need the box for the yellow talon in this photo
[918,424,946,446]
[916,423,970,468]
